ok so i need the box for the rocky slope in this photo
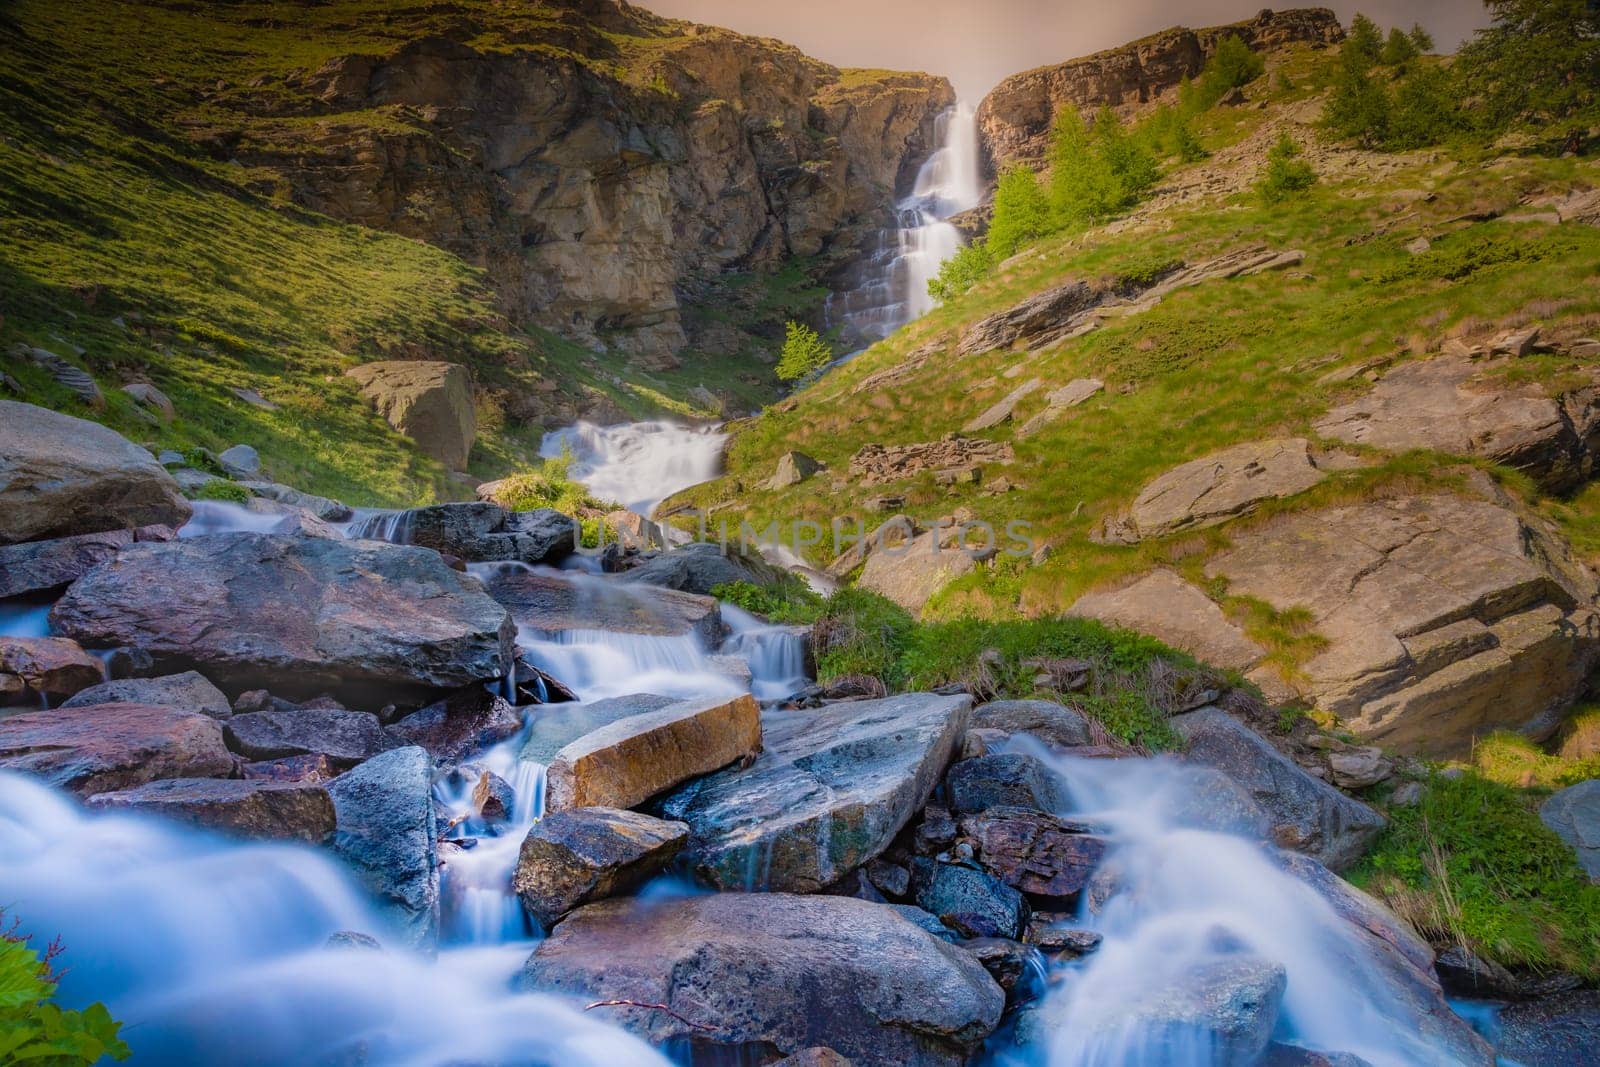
[976,7,1343,172]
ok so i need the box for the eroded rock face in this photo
[87,778,335,843]
[346,361,476,471]
[483,567,721,646]
[1070,570,1265,671]
[1205,493,1600,755]
[849,435,1015,487]
[50,533,515,705]
[0,400,191,545]
[326,746,439,950]
[0,703,233,797]
[658,693,970,891]
[977,9,1343,171]
[512,807,688,928]
[523,893,1004,1066]
[957,281,1106,357]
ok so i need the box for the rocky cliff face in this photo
[975,7,1343,173]
[220,1,952,370]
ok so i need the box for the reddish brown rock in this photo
[961,807,1108,899]
[0,636,103,700]
[87,777,336,842]
[0,702,233,796]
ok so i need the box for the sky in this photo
[636,0,1492,100]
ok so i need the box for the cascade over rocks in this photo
[615,541,779,596]
[0,702,233,797]
[346,361,476,471]
[360,502,576,566]
[87,778,336,843]
[50,533,515,705]
[512,807,689,928]
[326,745,440,950]
[484,567,722,645]
[0,399,191,544]
[658,693,970,891]
[523,893,1004,1067]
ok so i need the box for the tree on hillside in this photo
[775,321,831,382]
[1458,0,1600,130]
[1381,26,1420,66]
[1257,133,1317,204]
[1345,14,1385,68]
[1407,23,1436,54]
[1325,59,1392,146]
[1388,64,1468,148]
[989,164,1053,260]
[1093,107,1160,199]
[1195,35,1266,107]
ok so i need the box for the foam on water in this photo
[542,420,727,517]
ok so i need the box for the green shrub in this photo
[1048,105,1159,226]
[927,239,995,303]
[181,447,226,476]
[1387,64,1469,148]
[1345,14,1385,69]
[193,478,250,504]
[1256,133,1318,204]
[0,917,130,1065]
[1113,253,1183,291]
[775,320,832,382]
[1374,232,1577,283]
[812,588,915,686]
[1324,59,1392,146]
[1194,35,1266,108]
[988,164,1054,260]
[711,578,825,625]
[483,448,601,515]
[1380,26,1420,66]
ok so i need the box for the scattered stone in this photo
[545,693,762,812]
[849,435,1014,487]
[217,444,261,478]
[1541,780,1600,881]
[346,361,476,470]
[946,753,1065,815]
[240,753,339,784]
[1070,570,1265,671]
[20,347,103,408]
[237,482,352,522]
[0,400,191,544]
[0,702,232,797]
[524,893,1004,1067]
[472,770,515,821]
[386,687,522,765]
[512,807,688,928]
[767,450,824,489]
[916,805,959,855]
[913,859,1028,940]
[230,386,279,411]
[483,568,720,646]
[1327,747,1394,789]
[51,533,514,705]
[62,670,231,720]
[1025,918,1102,957]
[1016,378,1104,437]
[1174,708,1385,871]
[327,746,439,950]
[962,937,1038,994]
[964,379,1043,432]
[0,636,103,700]
[658,693,969,891]
[867,859,912,898]
[87,777,335,842]
[121,383,174,421]
[961,807,1107,899]
[970,699,1092,750]
[772,1050,852,1067]
[1405,236,1432,255]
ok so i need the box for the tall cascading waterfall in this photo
[826,102,983,348]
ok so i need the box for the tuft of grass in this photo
[1471,730,1600,791]
[811,588,918,688]
[711,579,825,625]
[480,451,606,516]
[192,479,251,504]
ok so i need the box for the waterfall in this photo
[540,420,727,517]
[827,103,983,347]
[721,604,811,703]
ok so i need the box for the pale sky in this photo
[637,0,1492,100]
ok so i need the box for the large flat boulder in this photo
[1541,780,1600,881]
[523,893,1004,1067]
[326,746,439,950]
[858,530,978,615]
[224,707,397,767]
[50,533,515,705]
[346,360,476,471]
[1316,356,1600,494]
[87,777,335,842]
[1174,708,1384,871]
[0,400,191,545]
[545,693,761,812]
[1205,493,1600,756]
[512,807,688,928]
[483,568,722,647]
[658,693,970,891]
[351,501,575,566]
[1069,569,1265,671]
[1097,438,1326,543]
[0,525,174,599]
[0,702,233,796]
[62,670,232,720]
[519,693,676,765]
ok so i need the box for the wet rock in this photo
[0,525,172,599]
[1260,1044,1374,1066]
[961,806,1107,899]
[326,746,439,950]
[484,567,722,646]
[1174,708,1385,871]
[913,860,1028,940]
[472,770,515,820]
[87,777,335,842]
[658,693,969,891]
[772,1050,852,1067]
[1097,439,1326,542]
[240,753,339,784]
[237,481,353,522]
[0,702,232,796]
[217,444,261,478]
[0,636,103,700]
[359,502,576,566]
[768,450,823,489]
[62,670,231,720]
[519,693,677,765]
[615,541,775,595]
[524,893,1004,1066]
[386,687,522,765]
[866,859,911,898]
[1540,779,1600,881]
[916,805,959,855]
[1024,918,1102,957]
[326,931,383,952]
[224,707,396,767]
[50,533,514,705]
[0,399,191,544]
[1069,570,1265,671]
[970,699,1093,749]
[947,753,1065,815]
[545,693,762,812]
[962,937,1038,994]
[1433,945,1522,1000]
[890,903,961,942]
[346,361,475,471]
[1498,990,1600,1066]
[512,807,688,928]
[849,435,1014,487]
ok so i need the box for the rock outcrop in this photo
[0,703,233,797]
[850,435,1014,487]
[87,778,336,843]
[354,501,575,565]
[1070,570,1266,671]
[524,893,1004,1066]
[1541,780,1600,882]
[0,400,190,545]
[326,746,440,950]
[977,9,1343,172]
[0,525,176,599]
[345,361,476,471]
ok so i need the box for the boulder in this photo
[545,693,762,812]
[346,361,476,470]
[1016,378,1104,437]
[1098,439,1326,542]
[483,568,721,646]
[658,693,970,891]
[326,746,440,950]
[121,382,174,421]
[911,859,1029,940]
[858,530,977,615]
[50,533,514,704]
[962,937,1038,993]
[960,806,1108,899]
[1205,493,1600,756]
[963,379,1043,432]
[946,753,1066,815]
[386,687,523,765]
[0,636,103,700]
[223,707,396,766]
[217,444,261,479]
[62,670,232,720]
[616,541,776,596]
[0,400,191,544]
[352,502,576,566]
[1173,708,1384,871]
[524,893,1004,1067]
[237,482,353,522]
[87,777,335,842]
[1069,570,1265,671]
[472,770,515,820]
[0,525,172,599]
[16,347,102,408]
[772,1050,852,1067]
[0,702,232,797]
[767,450,824,489]
[512,807,688,928]
[970,699,1093,750]
[1315,356,1600,494]
[241,753,340,784]
[519,693,677,765]
[1541,780,1600,881]
[1497,991,1600,1067]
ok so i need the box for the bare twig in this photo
[583,999,718,1032]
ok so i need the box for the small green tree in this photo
[988,163,1053,259]
[1381,26,1421,65]
[1049,105,1119,224]
[775,321,832,382]
[1257,133,1317,203]
[927,240,994,303]
[1458,0,1600,131]
[0,919,129,1065]
[1094,106,1160,199]
[1407,23,1436,54]
[1324,58,1393,145]
[1345,14,1385,68]
[1389,64,1468,148]
[1195,35,1266,107]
